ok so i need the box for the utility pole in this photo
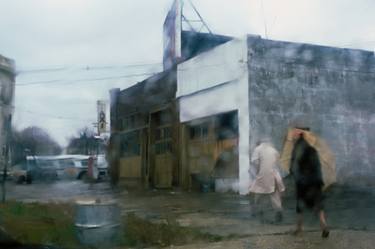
[0,55,15,203]
[2,116,11,202]
[84,133,88,155]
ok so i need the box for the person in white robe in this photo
[249,139,285,221]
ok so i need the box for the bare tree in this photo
[11,126,62,162]
[66,127,104,155]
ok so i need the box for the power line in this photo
[0,102,94,122]
[17,108,94,122]
[185,0,212,34]
[78,62,162,70]
[16,72,157,86]
[17,67,67,74]
[17,62,162,75]
[260,0,268,39]
[9,59,375,90]
[16,79,62,85]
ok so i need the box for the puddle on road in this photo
[6,181,117,203]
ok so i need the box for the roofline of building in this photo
[118,66,176,94]
[182,30,233,41]
[246,34,375,56]
[0,54,16,75]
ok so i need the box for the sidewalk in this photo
[168,230,375,249]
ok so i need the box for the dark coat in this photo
[291,136,324,211]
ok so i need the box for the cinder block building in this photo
[177,35,375,194]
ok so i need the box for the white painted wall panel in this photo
[177,38,247,97]
[177,36,251,195]
[179,81,238,123]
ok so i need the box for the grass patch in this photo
[0,202,222,248]
[123,213,222,248]
[0,201,80,249]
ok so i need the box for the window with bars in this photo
[153,110,172,126]
[155,126,172,141]
[121,113,147,131]
[155,141,172,155]
[121,130,141,157]
[189,123,209,140]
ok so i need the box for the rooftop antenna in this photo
[182,0,213,34]
[260,0,268,38]
[163,0,214,69]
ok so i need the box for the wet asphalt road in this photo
[4,180,116,203]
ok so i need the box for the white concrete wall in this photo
[177,37,251,195]
[179,81,238,123]
[177,38,248,98]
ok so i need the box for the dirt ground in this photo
[169,230,375,249]
[4,179,375,248]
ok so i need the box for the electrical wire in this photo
[16,107,94,122]
[17,62,162,74]
[16,72,157,86]
[0,102,94,122]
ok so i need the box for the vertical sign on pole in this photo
[97,100,107,135]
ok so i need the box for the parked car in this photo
[71,155,90,180]
[10,161,31,184]
[11,154,109,183]
[11,156,58,184]
[53,155,81,180]
[72,154,108,180]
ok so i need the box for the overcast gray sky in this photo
[0,0,374,146]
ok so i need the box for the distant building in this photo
[0,54,16,172]
[110,69,178,188]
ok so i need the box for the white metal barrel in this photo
[75,199,121,247]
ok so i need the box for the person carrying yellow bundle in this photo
[280,128,336,190]
[280,128,336,238]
